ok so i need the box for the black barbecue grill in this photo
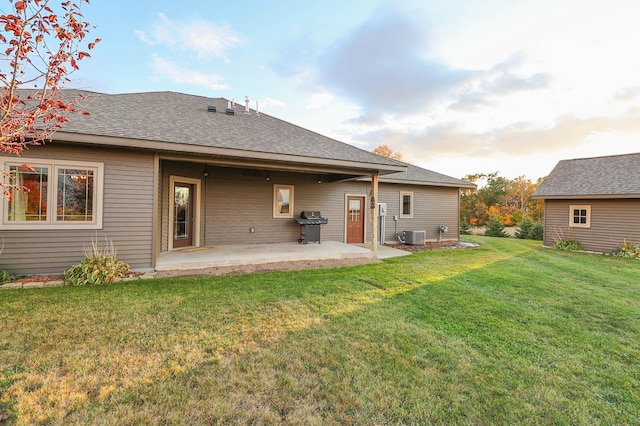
[297,211,328,244]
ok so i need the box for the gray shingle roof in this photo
[55,90,402,168]
[533,152,640,198]
[379,163,476,188]
[25,89,470,187]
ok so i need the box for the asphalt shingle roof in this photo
[533,152,640,198]
[379,163,476,188]
[29,90,471,188]
[57,90,403,167]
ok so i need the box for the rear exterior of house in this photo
[0,91,474,275]
[533,153,640,252]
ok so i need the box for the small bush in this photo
[610,241,640,259]
[515,217,544,241]
[554,238,582,251]
[460,219,471,235]
[529,223,544,241]
[515,217,534,239]
[64,236,131,286]
[485,215,508,238]
[0,269,14,284]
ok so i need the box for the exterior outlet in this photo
[249,227,255,233]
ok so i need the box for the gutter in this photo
[53,131,407,175]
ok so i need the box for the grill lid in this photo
[300,211,322,219]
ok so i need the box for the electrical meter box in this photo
[378,203,387,217]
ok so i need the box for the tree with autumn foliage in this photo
[373,144,403,161]
[460,172,544,227]
[1,0,99,195]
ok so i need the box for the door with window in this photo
[346,196,365,243]
[173,182,195,248]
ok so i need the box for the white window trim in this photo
[569,204,591,228]
[1,158,104,230]
[273,184,294,218]
[400,191,414,219]
[168,175,201,251]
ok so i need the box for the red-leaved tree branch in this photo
[1,0,100,154]
[0,0,99,196]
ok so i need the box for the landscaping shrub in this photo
[0,269,14,284]
[554,238,582,251]
[64,236,131,286]
[529,223,544,241]
[515,216,534,239]
[610,241,640,259]
[460,219,471,235]
[484,215,508,237]
[515,217,544,241]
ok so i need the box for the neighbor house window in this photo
[569,205,591,228]
[2,159,103,229]
[273,184,294,218]
[400,191,413,218]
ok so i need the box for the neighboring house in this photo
[533,152,640,252]
[0,91,475,275]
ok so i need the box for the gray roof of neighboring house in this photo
[533,152,640,199]
[53,90,404,169]
[378,163,476,189]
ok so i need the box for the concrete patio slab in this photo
[155,241,409,272]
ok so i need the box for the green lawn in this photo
[1,236,639,425]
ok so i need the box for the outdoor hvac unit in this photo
[404,230,426,246]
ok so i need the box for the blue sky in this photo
[60,0,640,180]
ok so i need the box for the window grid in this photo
[569,205,591,228]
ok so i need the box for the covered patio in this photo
[155,241,410,272]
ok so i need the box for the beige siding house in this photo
[533,153,640,252]
[1,91,475,275]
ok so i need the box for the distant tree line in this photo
[370,147,544,240]
[460,172,544,240]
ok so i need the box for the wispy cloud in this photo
[305,90,333,110]
[150,55,230,90]
[137,13,243,60]
[259,97,286,110]
[317,8,473,113]
[357,108,640,160]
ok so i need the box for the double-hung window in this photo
[400,191,413,218]
[1,158,104,229]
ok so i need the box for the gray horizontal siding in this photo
[0,144,155,275]
[543,199,640,252]
[378,184,460,243]
[160,163,461,248]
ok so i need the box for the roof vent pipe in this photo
[256,100,260,116]
[244,96,250,115]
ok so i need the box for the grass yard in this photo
[1,236,639,425]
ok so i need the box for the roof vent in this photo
[207,105,217,112]
[225,108,235,115]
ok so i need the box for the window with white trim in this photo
[273,184,294,218]
[400,191,413,218]
[1,158,104,229]
[569,205,591,228]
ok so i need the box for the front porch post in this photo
[371,173,379,258]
